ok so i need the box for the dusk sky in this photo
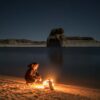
[0,0,100,41]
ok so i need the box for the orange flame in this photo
[32,79,54,89]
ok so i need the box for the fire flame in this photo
[35,84,44,89]
[32,79,54,89]
[43,79,54,88]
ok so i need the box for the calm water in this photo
[0,47,100,89]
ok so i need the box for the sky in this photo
[0,0,100,41]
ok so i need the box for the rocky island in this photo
[47,28,100,47]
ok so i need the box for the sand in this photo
[0,75,100,100]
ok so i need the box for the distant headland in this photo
[0,39,46,47]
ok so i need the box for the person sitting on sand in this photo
[25,62,42,85]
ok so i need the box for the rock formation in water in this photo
[47,28,100,47]
[47,28,64,47]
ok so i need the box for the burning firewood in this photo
[48,79,54,90]
[32,79,55,90]
[43,79,54,90]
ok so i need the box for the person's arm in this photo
[36,71,40,76]
[36,71,42,81]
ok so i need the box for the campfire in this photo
[33,79,55,90]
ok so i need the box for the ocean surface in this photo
[0,47,100,89]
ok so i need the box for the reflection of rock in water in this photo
[46,28,64,81]
[48,48,63,66]
[47,48,63,82]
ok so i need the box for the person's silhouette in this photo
[25,62,42,85]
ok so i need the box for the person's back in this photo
[25,68,34,83]
[25,62,42,84]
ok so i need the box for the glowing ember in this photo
[43,80,49,87]
[35,84,44,89]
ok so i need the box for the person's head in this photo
[28,62,39,70]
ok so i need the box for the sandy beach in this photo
[0,75,100,100]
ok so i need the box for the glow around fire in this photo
[32,79,54,89]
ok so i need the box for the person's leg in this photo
[25,77,34,85]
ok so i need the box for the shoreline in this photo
[0,44,100,47]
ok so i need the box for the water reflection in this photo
[47,47,63,82]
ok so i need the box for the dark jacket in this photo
[25,68,40,83]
